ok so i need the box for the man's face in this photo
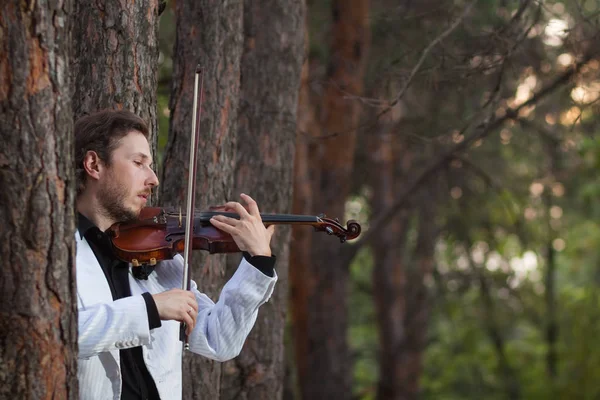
[97,131,158,223]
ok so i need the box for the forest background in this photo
[1,0,600,399]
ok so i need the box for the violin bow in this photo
[180,65,204,350]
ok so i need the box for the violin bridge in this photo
[179,207,182,228]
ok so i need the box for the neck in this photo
[76,192,115,231]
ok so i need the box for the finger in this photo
[185,291,197,302]
[187,298,199,314]
[186,305,197,329]
[223,201,250,219]
[211,214,240,226]
[185,318,194,335]
[189,308,197,330]
[182,310,195,334]
[267,224,276,240]
[240,193,260,216]
[210,217,237,234]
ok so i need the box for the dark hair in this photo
[74,110,149,196]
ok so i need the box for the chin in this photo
[120,206,141,223]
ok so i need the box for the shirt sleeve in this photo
[242,251,276,277]
[78,296,151,358]
[142,292,162,330]
[186,255,278,361]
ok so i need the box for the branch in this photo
[342,52,596,264]
[515,118,562,144]
[382,0,479,114]
[307,0,478,141]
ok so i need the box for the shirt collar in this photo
[77,212,99,240]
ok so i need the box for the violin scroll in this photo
[314,214,361,243]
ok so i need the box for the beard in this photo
[97,170,139,225]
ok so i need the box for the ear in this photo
[82,150,104,182]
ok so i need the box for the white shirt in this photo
[75,233,277,400]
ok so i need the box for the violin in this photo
[138,66,360,350]
[108,206,361,267]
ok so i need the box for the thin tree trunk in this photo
[399,194,437,399]
[160,1,243,398]
[543,141,559,380]
[368,125,410,400]
[71,0,160,178]
[464,238,521,399]
[220,0,304,399]
[299,1,370,398]
[369,122,438,399]
[0,1,78,398]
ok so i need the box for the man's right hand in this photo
[152,289,199,335]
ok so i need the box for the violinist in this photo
[74,109,277,400]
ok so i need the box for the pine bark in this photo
[291,0,370,398]
[71,0,160,156]
[289,9,316,396]
[220,1,304,399]
[0,1,78,398]
[160,1,243,398]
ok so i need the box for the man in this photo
[75,110,277,400]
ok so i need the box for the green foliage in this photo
[346,0,600,398]
[155,1,600,398]
[349,247,378,399]
[156,3,175,172]
[554,287,600,399]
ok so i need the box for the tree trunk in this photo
[368,125,411,400]
[368,115,439,399]
[293,0,370,398]
[543,140,559,381]
[399,193,437,399]
[71,0,160,172]
[289,7,317,397]
[160,1,243,398]
[220,0,304,399]
[0,1,78,398]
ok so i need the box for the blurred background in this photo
[150,0,600,398]
[97,0,600,400]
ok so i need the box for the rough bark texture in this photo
[289,9,316,397]
[0,1,78,398]
[160,1,243,398]
[220,0,304,399]
[292,0,370,398]
[71,0,160,179]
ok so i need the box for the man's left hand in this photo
[209,193,275,257]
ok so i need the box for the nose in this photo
[147,168,159,187]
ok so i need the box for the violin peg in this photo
[132,259,140,267]
[149,258,157,266]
